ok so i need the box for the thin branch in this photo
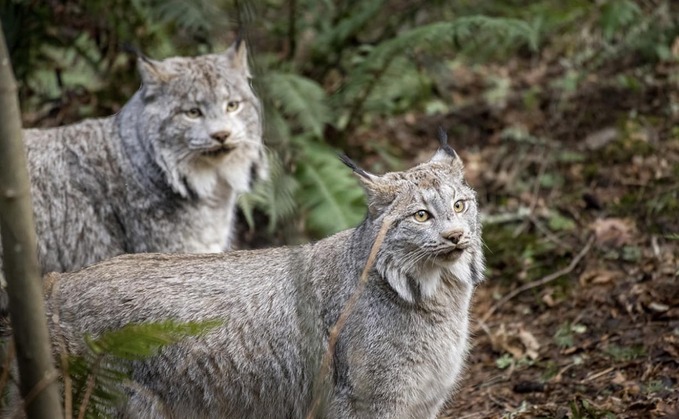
[51,283,72,418]
[343,55,396,136]
[0,340,15,393]
[512,149,549,238]
[479,235,595,324]
[76,354,105,419]
[286,0,297,61]
[584,366,615,382]
[305,216,395,419]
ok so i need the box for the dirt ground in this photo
[353,58,679,418]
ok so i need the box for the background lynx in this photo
[0,40,266,276]
[36,133,484,418]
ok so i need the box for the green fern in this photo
[66,319,221,418]
[239,151,299,233]
[294,139,365,237]
[361,55,432,116]
[312,0,386,59]
[260,71,330,138]
[334,16,537,130]
[599,0,641,41]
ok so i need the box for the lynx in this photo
[0,40,266,277]
[33,132,484,418]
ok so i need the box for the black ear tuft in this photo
[437,126,448,145]
[436,127,458,158]
[123,43,152,63]
[338,154,371,180]
[235,28,245,52]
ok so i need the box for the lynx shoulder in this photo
[36,131,483,418]
[1,41,266,275]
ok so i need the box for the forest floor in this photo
[349,57,679,418]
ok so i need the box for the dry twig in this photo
[305,216,394,419]
[0,340,15,394]
[479,235,595,324]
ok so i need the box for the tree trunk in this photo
[0,22,63,418]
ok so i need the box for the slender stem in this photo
[287,0,297,61]
[343,55,396,138]
[306,216,394,419]
[0,21,63,418]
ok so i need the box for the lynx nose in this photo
[442,229,464,244]
[210,131,231,144]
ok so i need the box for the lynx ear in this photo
[224,39,251,78]
[429,127,461,163]
[137,56,176,85]
[429,127,465,181]
[339,154,396,217]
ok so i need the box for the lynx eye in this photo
[185,108,203,119]
[225,101,240,112]
[453,200,466,213]
[413,210,431,222]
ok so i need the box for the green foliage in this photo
[261,71,330,138]
[554,322,587,349]
[66,319,221,418]
[332,16,536,130]
[603,343,646,362]
[547,212,576,232]
[495,353,514,370]
[239,151,299,233]
[599,0,641,41]
[311,0,387,60]
[294,140,366,237]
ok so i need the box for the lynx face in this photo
[136,42,265,198]
[384,166,479,268]
[346,139,485,303]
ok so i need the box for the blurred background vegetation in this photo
[1,0,677,247]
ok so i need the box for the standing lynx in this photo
[32,131,484,418]
[0,40,266,276]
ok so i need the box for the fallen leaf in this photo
[611,371,626,385]
[647,302,669,312]
[518,328,540,360]
[590,217,635,247]
[542,292,556,307]
[579,269,618,286]
[583,127,618,150]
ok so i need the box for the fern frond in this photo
[312,0,387,58]
[239,151,299,233]
[84,319,221,359]
[144,0,221,34]
[67,319,221,418]
[294,140,365,237]
[361,55,432,115]
[599,0,641,40]
[335,16,537,125]
[260,71,330,138]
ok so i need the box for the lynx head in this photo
[135,40,266,198]
[344,129,485,303]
